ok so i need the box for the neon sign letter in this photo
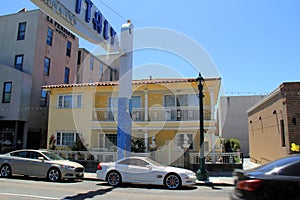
[85,0,93,22]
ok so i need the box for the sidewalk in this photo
[83,158,260,186]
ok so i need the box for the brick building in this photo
[248,82,300,164]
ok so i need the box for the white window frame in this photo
[164,94,198,108]
[55,131,77,147]
[98,133,117,150]
[57,94,82,109]
[163,95,176,107]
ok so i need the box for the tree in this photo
[49,135,56,150]
[223,138,240,152]
[131,139,146,153]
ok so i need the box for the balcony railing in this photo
[149,106,211,121]
[92,106,212,122]
[93,108,145,121]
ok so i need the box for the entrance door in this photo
[27,131,41,149]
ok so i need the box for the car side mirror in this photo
[38,157,45,162]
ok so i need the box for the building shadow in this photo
[63,187,114,200]
[97,182,197,191]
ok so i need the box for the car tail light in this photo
[237,179,262,191]
[97,163,102,170]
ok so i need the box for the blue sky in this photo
[1,0,300,96]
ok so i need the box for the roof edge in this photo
[42,77,221,89]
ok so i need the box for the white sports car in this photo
[96,157,196,189]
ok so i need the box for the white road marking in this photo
[0,192,65,200]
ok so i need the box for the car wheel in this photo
[106,171,122,186]
[165,173,181,189]
[47,168,61,182]
[0,164,12,178]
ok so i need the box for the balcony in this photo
[92,106,212,122]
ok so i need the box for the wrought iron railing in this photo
[189,152,243,164]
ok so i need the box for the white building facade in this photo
[218,95,265,157]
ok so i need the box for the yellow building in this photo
[43,77,221,165]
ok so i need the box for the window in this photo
[64,67,70,84]
[46,28,53,46]
[56,132,77,147]
[278,162,300,177]
[77,50,82,65]
[105,134,117,148]
[119,158,148,167]
[177,94,198,107]
[66,41,72,57]
[57,94,82,108]
[100,63,103,76]
[175,133,194,149]
[28,151,40,159]
[90,57,94,70]
[280,120,286,147]
[164,94,198,107]
[11,151,28,158]
[98,133,118,150]
[43,57,51,76]
[164,95,175,107]
[40,90,47,107]
[17,22,26,40]
[2,82,12,103]
[14,54,24,71]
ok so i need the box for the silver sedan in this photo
[0,149,84,182]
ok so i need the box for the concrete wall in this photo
[77,48,111,83]
[0,64,32,121]
[0,10,78,149]
[218,96,265,157]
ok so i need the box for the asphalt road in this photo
[0,176,233,200]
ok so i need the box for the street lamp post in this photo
[196,72,209,181]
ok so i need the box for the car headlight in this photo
[60,165,75,169]
[185,171,196,176]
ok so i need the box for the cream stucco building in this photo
[43,77,221,165]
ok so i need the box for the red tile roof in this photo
[42,77,220,89]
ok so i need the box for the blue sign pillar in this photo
[117,20,133,160]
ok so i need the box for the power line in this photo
[96,0,126,21]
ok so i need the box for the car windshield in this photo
[145,158,161,166]
[42,151,65,160]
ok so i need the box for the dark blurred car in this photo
[231,154,300,200]
[0,149,84,182]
